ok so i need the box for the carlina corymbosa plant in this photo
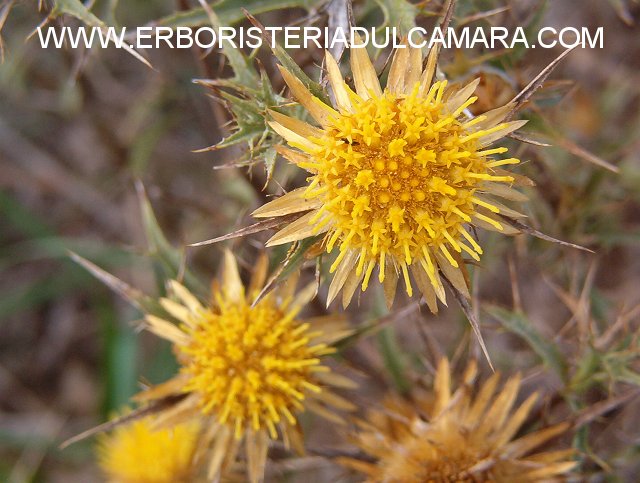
[252,34,531,311]
[120,251,354,482]
[338,358,578,482]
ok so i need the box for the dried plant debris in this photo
[2,0,639,481]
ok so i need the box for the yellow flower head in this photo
[136,251,354,483]
[97,417,198,483]
[253,37,528,309]
[340,358,577,482]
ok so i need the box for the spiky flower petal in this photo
[340,358,577,482]
[254,39,528,309]
[134,251,354,483]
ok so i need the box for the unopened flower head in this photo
[340,358,577,482]
[97,416,198,483]
[135,251,354,483]
[254,36,528,309]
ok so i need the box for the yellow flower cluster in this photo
[179,274,335,440]
[302,82,516,295]
[88,25,578,483]
[255,38,527,309]
[97,417,198,483]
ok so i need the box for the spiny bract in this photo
[339,358,577,482]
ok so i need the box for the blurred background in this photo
[1,0,639,481]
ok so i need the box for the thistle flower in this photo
[135,251,354,483]
[340,358,577,482]
[97,417,199,483]
[253,38,528,309]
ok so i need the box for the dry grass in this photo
[1,0,639,481]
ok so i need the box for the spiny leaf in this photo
[137,182,178,261]
[508,45,577,119]
[252,236,322,306]
[338,301,422,348]
[508,131,552,147]
[195,0,258,88]
[189,213,302,247]
[218,91,264,123]
[554,136,619,173]
[203,125,267,152]
[569,347,601,394]
[51,0,104,27]
[49,0,152,68]
[135,182,205,295]
[194,69,287,156]
[68,251,161,315]
[499,215,594,253]
[445,276,495,372]
[244,9,330,105]
[60,394,187,448]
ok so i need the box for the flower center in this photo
[305,82,509,290]
[178,295,330,439]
